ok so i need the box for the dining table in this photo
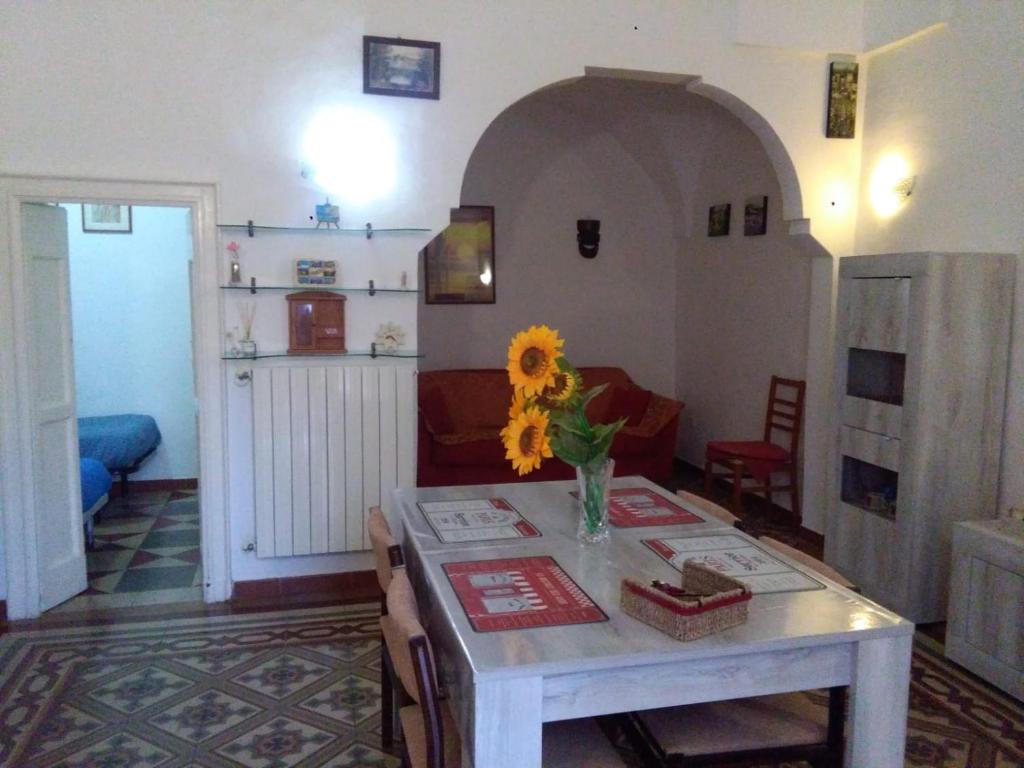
[390,475,914,768]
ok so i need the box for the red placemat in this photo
[442,556,607,632]
[605,488,704,527]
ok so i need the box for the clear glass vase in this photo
[576,457,614,545]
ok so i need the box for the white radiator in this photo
[252,364,415,558]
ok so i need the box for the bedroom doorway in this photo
[52,201,203,612]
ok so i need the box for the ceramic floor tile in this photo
[87,665,194,714]
[149,689,263,743]
[299,674,380,725]
[86,549,135,574]
[54,732,175,768]
[115,565,198,593]
[215,716,336,768]
[231,653,334,700]
[141,529,201,549]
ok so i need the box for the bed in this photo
[78,414,162,496]
[80,457,112,548]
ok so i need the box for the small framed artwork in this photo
[707,203,731,237]
[296,259,337,285]
[82,204,132,234]
[744,196,768,236]
[826,61,858,139]
[424,205,495,304]
[363,35,441,100]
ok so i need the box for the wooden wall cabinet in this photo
[824,252,1015,623]
[287,291,346,354]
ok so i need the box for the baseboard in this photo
[109,478,198,497]
[231,570,378,602]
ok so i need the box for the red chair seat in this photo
[706,441,791,482]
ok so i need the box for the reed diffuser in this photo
[238,302,257,357]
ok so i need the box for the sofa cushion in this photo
[419,385,454,435]
[607,385,652,427]
[432,431,506,467]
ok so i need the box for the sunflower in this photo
[543,366,581,405]
[507,325,564,397]
[502,407,553,475]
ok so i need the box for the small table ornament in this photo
[374,322,406,352]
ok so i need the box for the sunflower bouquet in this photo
[500,325,625,542]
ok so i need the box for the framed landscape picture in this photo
[826,61,858,139]
[82,204,132,233]
[744,196,768,236]
[707,203,731,237]
[424,205,495,304]
[363,36,441,99]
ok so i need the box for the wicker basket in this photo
[620,560,751,641]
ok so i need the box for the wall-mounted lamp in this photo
[869,155,915,218]
[577,219,600,258]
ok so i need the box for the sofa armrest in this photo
[433,428,502,446]
[620,393,682,439]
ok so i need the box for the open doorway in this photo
[21,201,202,614]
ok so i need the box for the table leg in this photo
[469,676,543,768]
[846,633,913,767]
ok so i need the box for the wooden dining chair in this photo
[618,543,853,768]
[384,569,628,768]
[368,506,405,749]
[674,490,739,527]
[704,376,806,524]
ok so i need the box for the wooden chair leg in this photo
[730,462,744,517]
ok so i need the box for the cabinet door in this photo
[291,301,315,350]
[843,277,910,353]
[314,300,345,352]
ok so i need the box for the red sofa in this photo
[417,367,683,487]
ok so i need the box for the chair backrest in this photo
[384,570,446,767]
[675,490,739,526]
[759,536,857,590]
[368,506,404,596]
[763,376,806,455]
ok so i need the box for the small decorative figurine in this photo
[400,270,408,289]
[227,241,242,283]
[374,322,406,352]
[315,198,340,229]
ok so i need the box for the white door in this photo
[22,202,88,611]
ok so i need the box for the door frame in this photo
[0,175,229,618]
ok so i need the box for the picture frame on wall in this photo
[744,195,768,236]
[825,61,858,139]
[363,35,441,100]
[82,204,132,234]
[707,203,731,237]
[424,205,495,304]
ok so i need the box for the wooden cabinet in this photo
[824,253,1015,623]
[287,291,346,354]
[946,520,1024,700]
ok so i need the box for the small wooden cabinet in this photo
[287,291,346,354]
[946,520,1024,700]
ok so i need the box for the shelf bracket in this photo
[249,277,257,295]
[368,279,375,297]
[247,219,254,238]
[365,222,373,239]
[371,342,378,359]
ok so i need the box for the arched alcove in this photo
[420,74,828,512]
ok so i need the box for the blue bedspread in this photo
[78,414,162,471]
[80,458,112,513]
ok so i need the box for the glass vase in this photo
[576,457,614,545]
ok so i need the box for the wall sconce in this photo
[869,155,915,218]
[577,219,600,258]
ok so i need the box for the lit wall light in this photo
[869,154,916,218]
[302,106,396,205]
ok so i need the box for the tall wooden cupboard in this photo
[824,252,1015,623]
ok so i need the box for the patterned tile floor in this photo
[0,604,398,768]
[54,490,203,613]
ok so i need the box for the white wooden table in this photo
[391,476,914,768]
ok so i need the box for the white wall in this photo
[854,3,1024,514]
[66,205,198,480]
[676,113,815,505]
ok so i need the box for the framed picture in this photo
[826,61,858,139]
[82,204,132,234]
[424,205,495,304]
[744,196,768,236]
[707,203,731,237]
[363,35,441,100]
[296,259,337,285]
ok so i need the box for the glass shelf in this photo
[218,221,431,238]
[220,283,418,295]
[222,349,422,361]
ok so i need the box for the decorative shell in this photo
[374,322,406,352]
